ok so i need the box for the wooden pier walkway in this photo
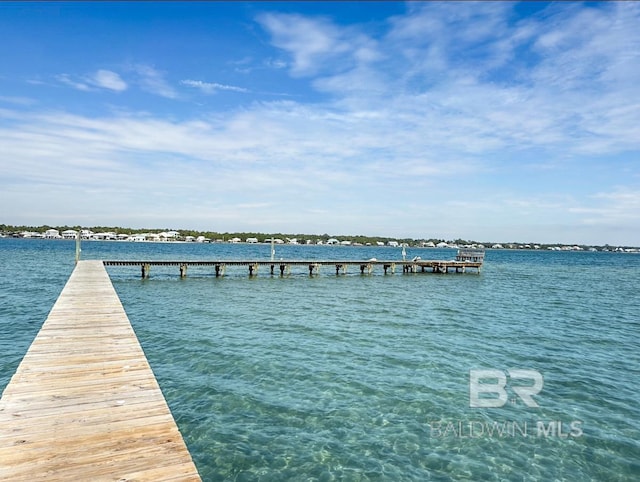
[0,260,200,481]
[104,250,484,278]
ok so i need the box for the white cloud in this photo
[91,69,127,92]
[181,80,249,94]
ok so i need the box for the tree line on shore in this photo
[0,224,450,246]
[0,223,472,247]
[0,223,634,250]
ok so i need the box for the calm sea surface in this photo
[1,238,639,481]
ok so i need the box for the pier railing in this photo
[455,249,485,263]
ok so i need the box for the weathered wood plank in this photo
[0,260,201,481]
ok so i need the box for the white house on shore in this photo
[21,231,43,238]
[93,232,117,240]
[44,229,61,239]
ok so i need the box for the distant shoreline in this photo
[1,232,637,253]
[1,224,637,251]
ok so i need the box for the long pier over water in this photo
[0,261,200,481]
[104,249,485,278]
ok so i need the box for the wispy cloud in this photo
[570,188,640,225]
[181,79,249,94]
[56,73,92,92]
[130,64,178,99]
[0,96,36,106]
[56,70,127,93]
[257,13,362,76]
[258,3,640,159]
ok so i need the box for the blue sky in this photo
[1,2,638,245]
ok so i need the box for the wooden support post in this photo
[249,263,258,276]
[270,264,275,275]
[75,231,81,264]
[141,263,150,279]
[179,264,187,278]
[360,264,372,275]
[309,263,319,276]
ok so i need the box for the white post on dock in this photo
[402,245,406,262]
[271,238,275,261]
[75,231,81,264]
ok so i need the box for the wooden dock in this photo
[0,260,201,481]
[104,249,484,278]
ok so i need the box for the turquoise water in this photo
[1,238,639,481]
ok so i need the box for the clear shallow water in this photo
[1,239,639,481]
